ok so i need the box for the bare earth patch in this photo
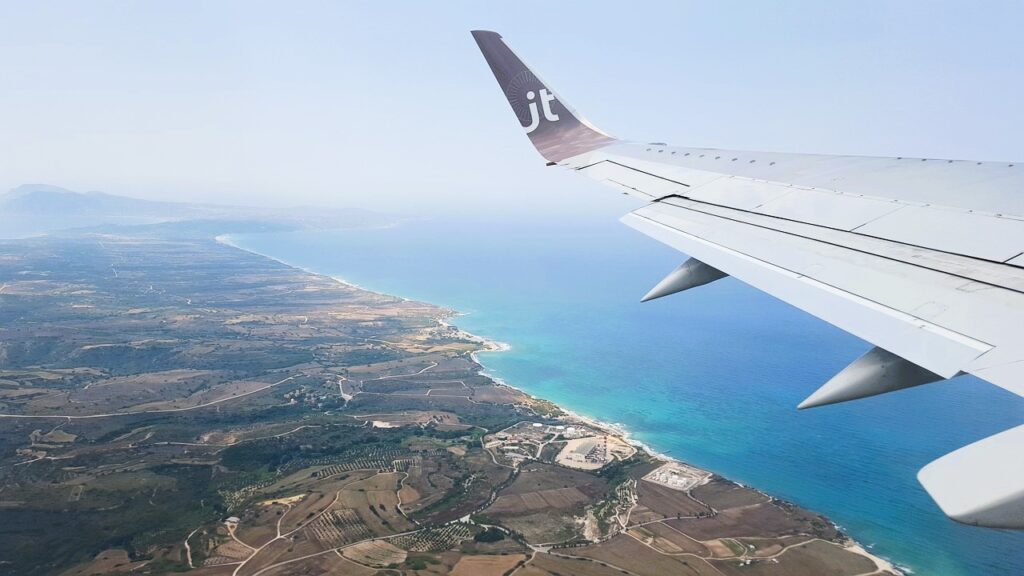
[450,553,527,576]
[341,540,407,567]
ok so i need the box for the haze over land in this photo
[0,184,394,238]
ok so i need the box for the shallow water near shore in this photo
[228,216,1024,576]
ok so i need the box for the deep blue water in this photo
[229,216,1024,575]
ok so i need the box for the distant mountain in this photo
[0,184,395,238]
[1,184,196,217]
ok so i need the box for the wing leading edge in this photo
[472,30,1024,529]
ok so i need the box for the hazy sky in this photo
[1,1,1022,219]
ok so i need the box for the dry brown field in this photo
[691,478,770,509]
[277,492,334,535]
[503,463,606,497]
[636,480,709,518]
[235,504,289,547]
[206,540,252,564]
[487,486,589,514]
[337,472,413,535]
[257,552,377,576]
[469,385,523,404]
[236,538,293,576]
[628,525,701,556]
[341,540,407,567]
[499,511,578,544]
[571,534,722,576]
[523,553,636,576]
[639,522,711,555]
[621,500,659,524]
[171,567,236,576]
[704,538,743,558]
[666,501,829,540]
[126,378,274,412]
[713,540,879,576]
[734,535,813,557]
[398,483,421,506]
[449,553,527,576]
[57,549,149,576]
[70,369,217,405]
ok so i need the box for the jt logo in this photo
[524,88,559,133]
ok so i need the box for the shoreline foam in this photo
[217,232,905,576]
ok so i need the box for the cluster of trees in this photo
[473,526,506,543]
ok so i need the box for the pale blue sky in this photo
[1,1,1022,219]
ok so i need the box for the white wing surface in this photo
[472,30,1024,529]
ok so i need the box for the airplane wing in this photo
[472,30,1024,529]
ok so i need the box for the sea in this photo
[227,213,1024,576]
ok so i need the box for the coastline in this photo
[216,232,904,575]
[446,317,903,575]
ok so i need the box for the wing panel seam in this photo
[600,160,691,188]
[658,199,1024,296]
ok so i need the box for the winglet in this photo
[471,30,615,163]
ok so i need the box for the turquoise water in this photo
[229,216,1024,575]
